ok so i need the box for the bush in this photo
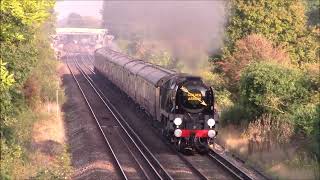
[240,62,311,118]
[215,90,234,111]
[219,34,290,93]
[23,77,41,109]
[31,148,73,180]
[290,103,320,160]
[220,104,250,126]
[31,59,60,103]
[0,60,15,138]
[238,61,320,160]
[243,114,294,150]
[289,103,319,136]
[0,139,23,179]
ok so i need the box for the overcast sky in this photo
[55,0,103,20]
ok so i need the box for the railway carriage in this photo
[94,48,217,153]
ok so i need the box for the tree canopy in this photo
[0,0,55,43]
[0,0,66,178]
[225,0,318,65]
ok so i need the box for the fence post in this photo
[56,89,59,119]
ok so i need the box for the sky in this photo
[55,0,103,20]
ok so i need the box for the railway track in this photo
[66,54,173,180]
[74,53,265,180]
[75,55,214,180]
[208,150,252,180]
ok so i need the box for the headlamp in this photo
[207,118,215,128]
[174,117,182,126]
[174,129,182,137]
[208,130,216,138]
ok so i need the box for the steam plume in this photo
[102,1,228,73]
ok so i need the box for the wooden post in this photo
[56,89,59,119]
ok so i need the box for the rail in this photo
[70,54,173,180]
[79,54,264,180]
[66,55,128,180]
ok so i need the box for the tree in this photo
[219,34,290,93]
[0,0,55,85]
[66,13,84,27]
[0,0,55,43]
[0,1,56,178]
[224,0,317,65]
[240,62,320,159]
[60,13,101,28]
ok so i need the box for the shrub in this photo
[290,103,320,160]
[239,62,311,118]
[220,104,250,126]
[289,103,320,136]
[239,61,320,160]
[219,34,290,92]
[243,114,294,152]
[0,139,23,179]
[0,60,15,137]
[32,59,60,103]
[23,77,41,109]
[200,70,225,90]
[215,90,234,111]
[31,148,73,180]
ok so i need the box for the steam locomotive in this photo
[94,48,217,153]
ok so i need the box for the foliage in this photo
[67,13,84,27]
[225,0,318,65]
[57,13,101,28]
[1,43,38,87]
[0,0,73,179]
[0,61,15,91]
[31,148,73,180]
[305,0,320,27]
[289,102,319,135]
[219,34,291,93]
[0,0,56,107]
[0,60,15,125]
[0,107,37,179]
[240,62,312,117]
[220,104,249,125]
[144,50,174,68]
[59,12,101,28]
[120,36,180,70]
[115,39,131,54]
[289,103,320,161]
[244,114,294,148]
[126,34,144,58]
[1,139,23,179]
[0,0,55,43]
[238,62,319,158]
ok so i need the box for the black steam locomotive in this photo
[94,48,217,153]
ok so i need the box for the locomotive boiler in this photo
[94,48,217,153]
